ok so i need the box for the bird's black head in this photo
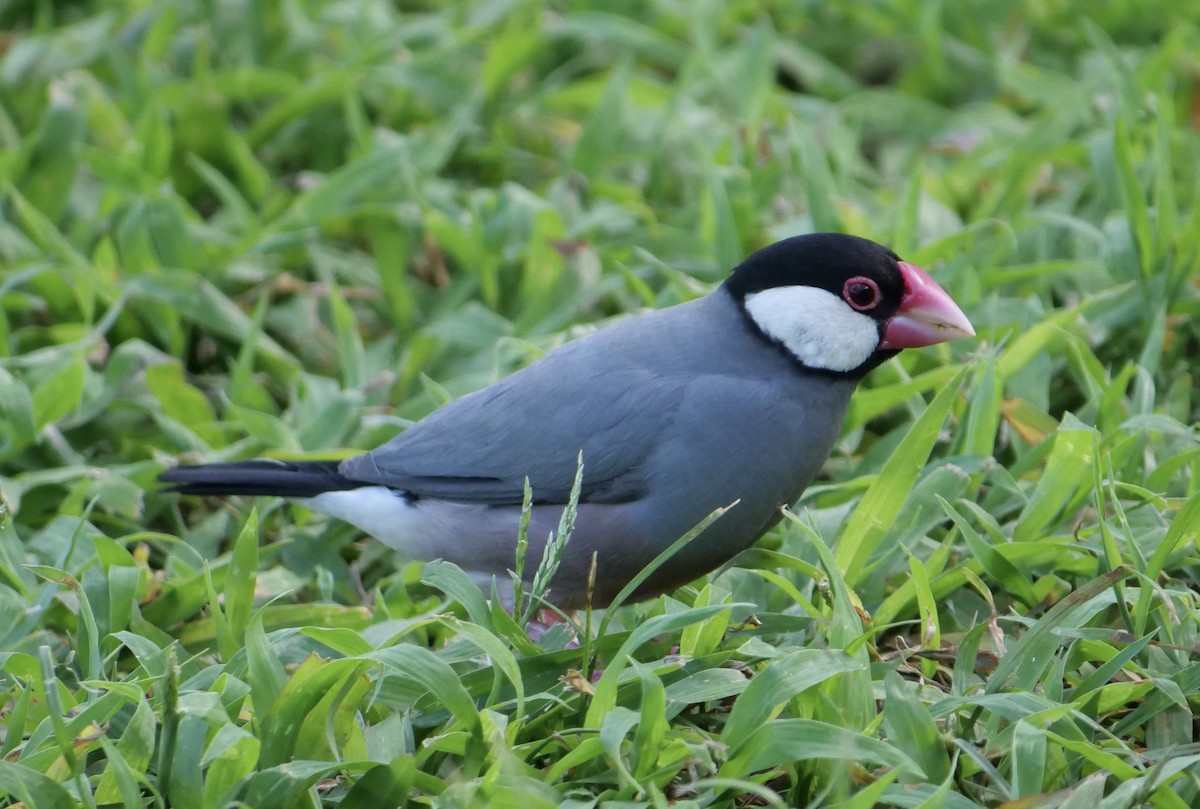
[722,233,974,377]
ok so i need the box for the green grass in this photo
[1,1,1199,806]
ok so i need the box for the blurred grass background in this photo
[1,1,1199,807]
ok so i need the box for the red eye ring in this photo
[843,276,881,311]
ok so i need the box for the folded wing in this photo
[338,359,683,505]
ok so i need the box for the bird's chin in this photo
[859,348,901,375]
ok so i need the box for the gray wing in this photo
[338,346,684,505]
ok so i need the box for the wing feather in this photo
[338,350,683,505]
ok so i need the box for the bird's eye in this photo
[843,277,880,311]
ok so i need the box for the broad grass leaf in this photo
[125,273,296,374]
[1144,489,1200,584]
[1010,719,1047,797]
[705,169,742,274]
[301,626,373,657]
[0,369,36,459]
[791,122,844,233]
[324,270,366,389]
[996,298,1121,382]
[845,366,961,430]
[143,198,199,271]
[727,19,775,123]
[985,568,1129,694]
[891,156,924,258]
[1058,773,1108,809]
[220,126,271,201]
[481,13,544,101]
[244,612,286,723]
[1111,675,1191,738]
[31,355,84,430]
[836,366,967,581]
[879,781,981,809]
[1070,634,1151,700]
[93,691,154,801]
[0,760,76,808]
[1001,397,1059,446]
[543,737,606,782]
[187,153,256,233]
[571,61,632,178]
[167,714,207,809]
[227,403,294,448]
[1014,415,1096,543]
[598,706,641,792]
[259,655,366,767]
[422,560,494,631]
[227,285,274,412]
[171,602,371,645]
[141,565,212,629]
[833,770,903,809]
[201,725,260,809]
[960,353,1001,457]
[721,718,925,780]
[241,760,345,809]
[939,497,1038,608]
[721,650,863,749]
[145,361,217,437]
[436,616,525,716]
[1086,680,1155,718]
[678,584,733,659]
[630,660,668,779]
[1040,729,1140,780]
[664,669,748,718]
[246,68,355,146]
[291,666,370,761]
[3,183,91,274]
[796,518,874,730]
[18,87,86,223]
[222,510,259,655]
[0,656,36,750]
[1112,116,1154,281]
[340,756,415,809]
[368,218,416,331]
[904,546,940,680]
[586,604,747,727]
[109,631,168,683]
[872,534,959,628]
[105,563,141,637]
[553,12,688,65]
[95,737,146,808]
[367,644,480,730]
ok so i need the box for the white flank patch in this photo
[304,487,416,546]
[303,486,466,560]
[302,488,521,607]
[744,286,880,372]
[303,487,504,561]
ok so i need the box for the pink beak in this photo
[879,261,975,349]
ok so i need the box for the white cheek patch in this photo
[744,286,881,372]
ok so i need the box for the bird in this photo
[160,233,974,609]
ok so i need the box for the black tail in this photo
[158,460,360,498]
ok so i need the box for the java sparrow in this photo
[160,233,974,608]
